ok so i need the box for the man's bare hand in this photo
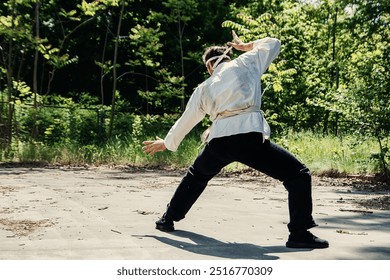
[227,30,253,52]
[142,136,167,156]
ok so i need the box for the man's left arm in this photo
[229,31,281,76]
[252,37,281,75]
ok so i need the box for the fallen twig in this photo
[339,208,373,214]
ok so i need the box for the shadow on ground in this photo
[135,230,312,260]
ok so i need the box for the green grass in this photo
[274,131,382,175]
[2,131,387,176]
[5,134,202,168]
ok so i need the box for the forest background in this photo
[0,0,389,179]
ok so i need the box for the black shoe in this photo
[286,230,329,249]
[155,215,175,232]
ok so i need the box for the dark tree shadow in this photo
[358,246,390,259]
[320,212,390,230]
[318,212,390,259]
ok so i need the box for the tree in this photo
[0,0,34,150]
[222,6,303,133]
[108,0,126,138]
[221,0,389,177]
[335,0,390,176]
[150,0,199,110]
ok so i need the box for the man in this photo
[143,31,329,249]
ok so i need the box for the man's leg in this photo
[156,142,231,231]
[230,133,328,248]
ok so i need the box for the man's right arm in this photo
[163,89,206,152]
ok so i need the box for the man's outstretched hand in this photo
[227,30,253,52]
[142,136,167,156]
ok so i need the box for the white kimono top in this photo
[164,37,281,152]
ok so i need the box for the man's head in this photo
[202,46,233,75]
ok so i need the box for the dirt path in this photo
[0,165,389,259]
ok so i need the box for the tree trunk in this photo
[98,16,110,141]
[178,10,186,111]
[331,6,338,88]
[376,134,389,180]
[100,16,110,106]
[32,0,40,140]
[108,0,126,138]
[5,0,16,151]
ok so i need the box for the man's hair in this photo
[202,46,233,66]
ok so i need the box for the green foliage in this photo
[137,68,184,112]
[38,44,79,69]
[79,0,120,16]
[0,0,389,177]
[128,23,163,68]
[6,89,103,146]
[221,0,389,175]
[160,0,200,23]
